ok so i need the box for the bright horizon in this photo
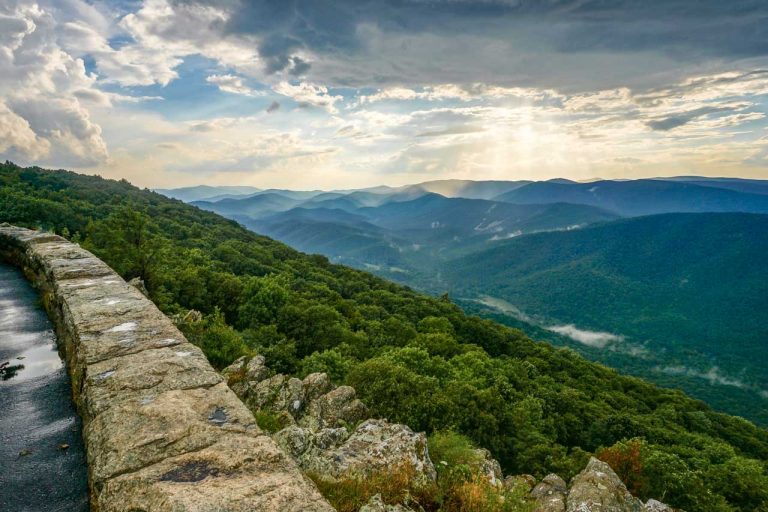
[1,1,768,189]
[152,174,768,194]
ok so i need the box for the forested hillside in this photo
[445,213,768,425]
[2,162,768,511]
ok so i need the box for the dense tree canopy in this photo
[1,162,767,511]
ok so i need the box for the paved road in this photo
[0,265,89,511]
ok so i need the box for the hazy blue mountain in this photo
[201,192,262,202]
[155,185,261,202]
[246,208,411,271]
[442,212,768,424]
[657,176,768,196]
[301,195,367,212]
[230,195,620,283]
[193,192,302,218]
[259,206,371,226]
[358,193,618,238]
[493,179,768,216]
[397,179,532,199]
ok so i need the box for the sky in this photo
[1,0,767,189]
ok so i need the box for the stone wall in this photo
[0,225,334,512]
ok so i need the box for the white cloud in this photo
[655,365,749,389]
[0,1,108,166]
[273,82,343,113]
[206,74,263,97]
[547,324,624,349]
[0,100,49,159]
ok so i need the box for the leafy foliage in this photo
[1,162,767,511]
[446,212,768,425]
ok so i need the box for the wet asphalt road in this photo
[0,265,89,511]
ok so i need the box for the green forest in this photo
[2,162,768,511]
[443,213,768,425]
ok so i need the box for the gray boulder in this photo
[643,500,674,512]
[359,493,417,512]
[566,457,643,512]
[474,447,504,486]
[531,474,568,512]
[525,459,675,512]
[127,277,148,297]
[300,385,369,430]
[224,357,436,488]
[275,419,435,482]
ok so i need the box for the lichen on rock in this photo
[222,356,437,487]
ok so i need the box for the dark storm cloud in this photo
[202,0,768,56]
[171,0,768,89]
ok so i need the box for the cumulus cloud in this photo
[273,81,343,113]
[0,100,48,160]
[206,74,262,96]
[2,0,768,186]
[0,1,109,166]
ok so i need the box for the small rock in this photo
[566,457,643,512]
[302,385,369,430]
[531,473,567,512]
[474,447,503,486]
[127,277,148,297]
[59,443,70,450]
[303,372,333,402]
[505,474,537,492]
[643,499,674,512]
[18,448,32,457]
[301,419,435,482]
[245,355,270,383]
[358,493,416,512]
[182,309,202,323]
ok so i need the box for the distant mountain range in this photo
[155,185,263,202]
[194,192,618,273]
[493,178,768,216]
[157,176,768,424]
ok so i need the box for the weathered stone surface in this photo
[531,474,568,512]
[359,493,417,512]
[225,357,437,489]
[643,500,673,512]
[524,461,676,512]
[506,473,537,492]
[82,344,222,419]
[474,447,504,486]
[223,356,369,430]
[245,354,271,382]
[301,385,369,430]
[128,276,149,296]
[98,434,332,512]
[85,382,258,482]
[276,419,436,482]
[0,226,333,512]
[303,371,333,401]
[566,458,643,512]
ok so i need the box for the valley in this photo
[175,177,768,426]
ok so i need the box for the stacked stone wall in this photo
[0,225,333,512]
